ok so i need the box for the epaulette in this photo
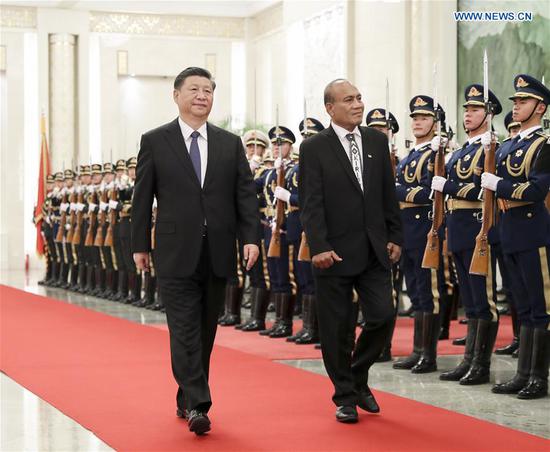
[255,166,268,177]
[535,130,550,142]
[503,137,511,142]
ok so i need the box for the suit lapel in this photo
[326,126,363,194]
[164,118,201,187]
[203,123,219,188]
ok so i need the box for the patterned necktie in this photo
[189,130,201,185]
[346,133,363,191]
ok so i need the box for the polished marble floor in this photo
[1,269,549,451]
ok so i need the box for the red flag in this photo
[34,115,51,256]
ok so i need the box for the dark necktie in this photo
[346,133,363,191]
[190,130,201,184]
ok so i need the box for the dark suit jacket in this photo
[131,118,260,278]
[299,125,402,276]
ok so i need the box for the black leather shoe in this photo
[187,410,211,435]
[357,387,380,413]
[517,378,548,400]
[495,339,519,355]
[176,408,189,419]
[335,405,358,423]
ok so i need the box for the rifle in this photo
[85,188,98,246]
[66,189,77,243]
[55,189,68,242]
[94,184,108,247]
[470,50,496,275]
[72,188,85,245]
[422,63,445,270]
[267,106,285,258]
[104,183,118,247]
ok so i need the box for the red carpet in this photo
[153,316,514,361]
[1,285,545,452]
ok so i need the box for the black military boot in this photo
[149,284,164,311]
[287,294,310,342]
[83,265,95,294]
[296,295,320,345]
[517,328,549,399]
[111,270,128,301]
[270,293,294,338]
[260,293,282,336]
[393,310,423,369]
[135,273,153,307]
[60,263,73,289]
[440,318,478,381]
[59,261,70,288]
[38,259,52,285]
[411,312,440,374]
[241,288,270,332]
[104,270,118,299]
[124,272,141,304]
[492,326,533,394]
[439,293,453,340]
[453,335,467,346]
[219,285,243,326]
[144,276,159,309]
[495,303,519,355]
[46,261,56,286]
[91,267,105,296]
[460,319,499,385]
[66,263,78,290]
[98,269,112,299]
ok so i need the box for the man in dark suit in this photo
[299,79,402,423]
[131,67,260,435]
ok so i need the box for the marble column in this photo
[49,33,77,171]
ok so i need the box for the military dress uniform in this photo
[259,126,296,338]
[494,111,522,356]
[393,96,446,374]
[234,130,272,331]
[54,169,76,288]
[47,172,64,287]
[436,85,502,385]
[488,75,550,399]
[111,159,129,301]
[37,175,56,285]
[281,118,322,345]
[86,164,104,296]
[118,157,142,304]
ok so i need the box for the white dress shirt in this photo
[178,117,208,187]
[331,122,364,167]
[518,125,542,141]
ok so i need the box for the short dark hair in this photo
[323,78,347,105]
[174,67,216,90]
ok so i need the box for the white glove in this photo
[61,187,67,195]
[53,187,60,196]
[100,201,109,211]
[70,203,77,211]
[88,202,97,212]
[109,200,119,210]
[431,176,447,193]
[76,202,85,211]
[60,202,68,212]
[430,136,447,152]
[274,186,291,203]
[271,221,277,233]
[481,131,493,150]
[481,172,502,191]
[76,185,83,194]
[274,157,282,170]
[249,159,261,171]
[65,223,71,231]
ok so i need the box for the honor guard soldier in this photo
[366,108,402,361]
[37,174,56,285]
[494,111,522,357]
[393,96,445,374]
[259,125,296,338]
[118,157,142,304]
[223,130,271,328]
[86,164,104,295]
[277,118,322,345]
[94,163,117,299]
[55,168,76,288]
[110,159,129,301]
[74,165,92,293]
[483,75,550,399]
[432,84,502,384]
[240,135,274,331]
[47,172,64,286]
